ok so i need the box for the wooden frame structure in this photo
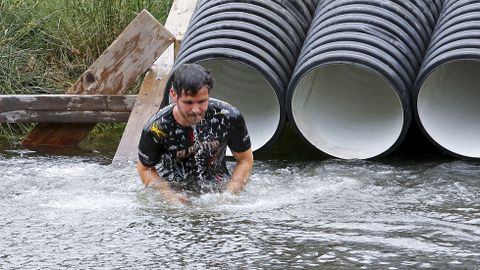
[112,0,198,166]
[0,1,198,165]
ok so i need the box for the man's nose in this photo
[192,106,202,114]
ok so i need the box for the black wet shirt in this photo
[138,98,251,192]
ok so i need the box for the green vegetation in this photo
[0,0,173,143]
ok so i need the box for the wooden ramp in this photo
[21,10,174,148]
[111,0,198,166]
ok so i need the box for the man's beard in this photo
[181,111,205,125]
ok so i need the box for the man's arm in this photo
[136,161,190,204]
[224,147,253,194]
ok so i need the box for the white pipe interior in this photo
[418,59,480,158]
[199,59,281,153]
[291,64,404,159]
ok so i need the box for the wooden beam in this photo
[1,111,131,123]
[0,95,136,112]
[112,0,198,165]
[21,10,174,148]
[111,69,169,165]
[67,11,174,95]
[0,95,136,123]
[153,0,199,74]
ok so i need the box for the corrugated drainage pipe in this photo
[163,0,318,153]
[287,0,441,159]
[414,0,480,158]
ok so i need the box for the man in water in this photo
[137,63,253,204]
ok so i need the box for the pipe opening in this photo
[291,64,404,159]
[198,59,281,152]
[418,60,480,158]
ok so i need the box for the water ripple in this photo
[0,154,479,269]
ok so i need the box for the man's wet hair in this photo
[171,63,214,96]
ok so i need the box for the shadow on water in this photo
[253,123,454,164]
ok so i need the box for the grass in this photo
[0,0,173,144]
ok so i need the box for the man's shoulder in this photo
[143,103,174,131]
[208,98,241,117]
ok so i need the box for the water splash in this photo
[191,123,207,182]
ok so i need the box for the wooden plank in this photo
[153,0,199,74]
[21,10,174,148]
[67,10,174,95]
[0,95,135,123]
[111,69,168,165]
[21,123,96,147]
[112,0,198,165]
[0,95,136,113]
[1,111,131,123]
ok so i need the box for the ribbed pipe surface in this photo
[414,0,480,158]
[166,0,318,153]
[287,0,441,159]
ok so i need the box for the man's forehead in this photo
[178,90,209,100]
[180,87,209,96]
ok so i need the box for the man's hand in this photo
[225,180,244,194]
[224,148,253,194]
[137,161,191,205]
[159,187,191,205]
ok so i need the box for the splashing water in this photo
[1,150,479,269]
[191,123,206,183]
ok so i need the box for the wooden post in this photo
[112,0,198,166]
[21,10,174,148]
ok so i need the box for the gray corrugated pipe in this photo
[287,0,443,159]
[162,0,319,153]
[414,0,480,158]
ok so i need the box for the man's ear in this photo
[170,88,177,103]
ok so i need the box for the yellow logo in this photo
[150,124,166,138]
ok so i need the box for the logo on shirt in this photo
[176,140,220,159]
[150,123,166,138]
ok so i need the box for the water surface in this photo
[1,149,479,269]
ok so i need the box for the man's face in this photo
[171,86,209,126]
